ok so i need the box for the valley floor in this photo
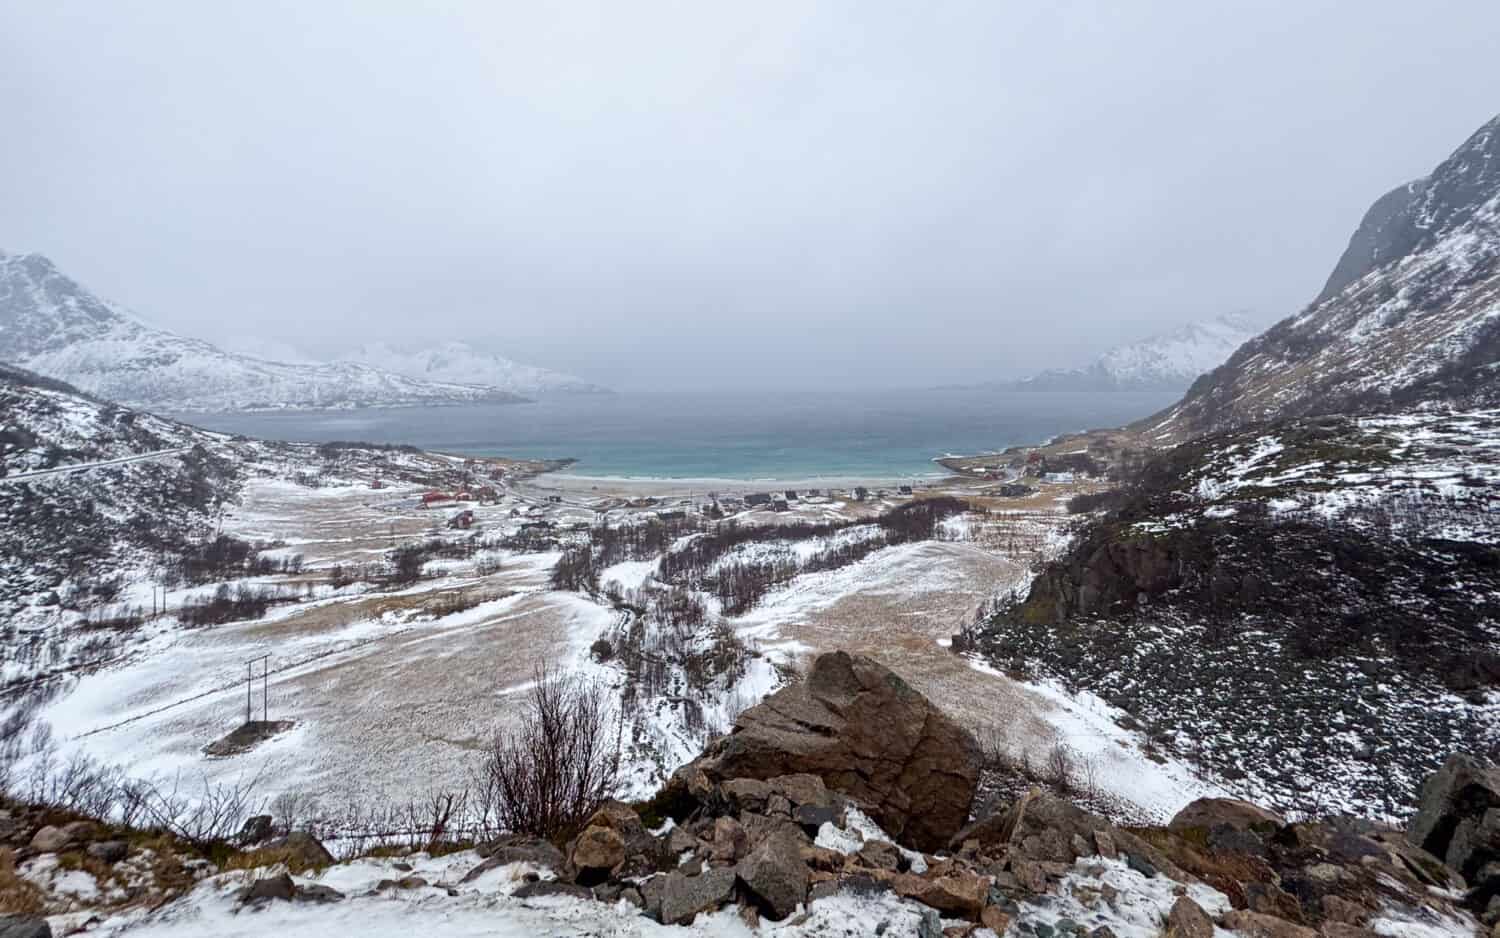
[15,463,1222,837]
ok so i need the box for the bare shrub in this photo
[1047,740,1076,792]
[478,662,620,842]
[140,768,267,850]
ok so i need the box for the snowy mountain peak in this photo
[1143,111,1500,441]
[346,340,610,396]
[0,253,531,412]
[1001,312,1259,392]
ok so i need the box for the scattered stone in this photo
[258,831,335,869]
[1124,852,1157,879]
[296,883,345,904]
[0,916,51,938]
[1246,882,1303,921]
[857,840,903,872]
[809,879,839,902]
[918,907,943,938]
[475,834,566,870]
[28,825,71,853]
[1320,894,1368,924]
[1164,896,1215,938]
[657,868,737,925]
[86,840,128,864]
[1169,798,1284,835]
[981,904,1012,934]
[890,870,987,919]
[513,881,592,900]
[737,825,809,920]
[794,804,838,835]
[238,815,274,845]
[664,826,701,856]
[722,778,773,811]
[570,824,626,884]
[770,774,832,809]
[843,871,894,897]
[709,816,748,863]
[1223,909,1320,938]
[236,873,297,905]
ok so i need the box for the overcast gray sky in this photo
[2,1,1497,391]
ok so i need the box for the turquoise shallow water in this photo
[183,389,1178,481]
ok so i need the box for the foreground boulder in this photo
[1407,753,1500,921]
[1408,753,1500,878]
[682,651,980,851]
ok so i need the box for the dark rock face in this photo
[1408,753,1500,876]
[1407,753,1500,920]
[1318,116,1500,303]
[0,916,51,938]
[690,651,980,852]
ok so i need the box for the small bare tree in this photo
[479,662,620,842]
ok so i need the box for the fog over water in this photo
[3,2,1498,390]
[182,389,1180,480]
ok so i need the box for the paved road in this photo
[0,447,190,485]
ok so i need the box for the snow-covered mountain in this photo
[346,340,609,396]
[999,312,1259,392]
[0,252,531,412]
[1142,112,1500,441]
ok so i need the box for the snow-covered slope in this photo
[1001,313,1258,392]
[346,341,608,396]
[1141,113,1500,442]
[0,252,531,412]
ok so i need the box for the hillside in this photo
[0,252,532,412]
[992,313,1257,392]
[961,114,1500,822]
[347,340,609,396]
[1141,114,1500,442]
[962,410,1500,818]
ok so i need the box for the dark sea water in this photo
[182,389,1178,481]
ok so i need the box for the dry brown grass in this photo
[0,848,46,916]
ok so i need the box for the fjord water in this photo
[185,389,1177,481]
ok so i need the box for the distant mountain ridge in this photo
[1142,113,1500,441]
[346,341,609,396]
[988,312,1258,392]
[0,252,532,412]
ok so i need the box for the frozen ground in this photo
[23,468,1222,827]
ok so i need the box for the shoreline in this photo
[528,469,955,499]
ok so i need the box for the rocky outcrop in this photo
[681,651,981,852]
[1407,753,1500,923]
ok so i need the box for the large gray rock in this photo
[655,868,737,925]
[0,916,51,938]
[736,824,808,920]
[684,651,980,852]
[1408,754,1500,879]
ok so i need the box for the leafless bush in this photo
[139,768,267,849]
[269,789,323,834]
[478,662,620,842]
[1047,740,1076,792]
